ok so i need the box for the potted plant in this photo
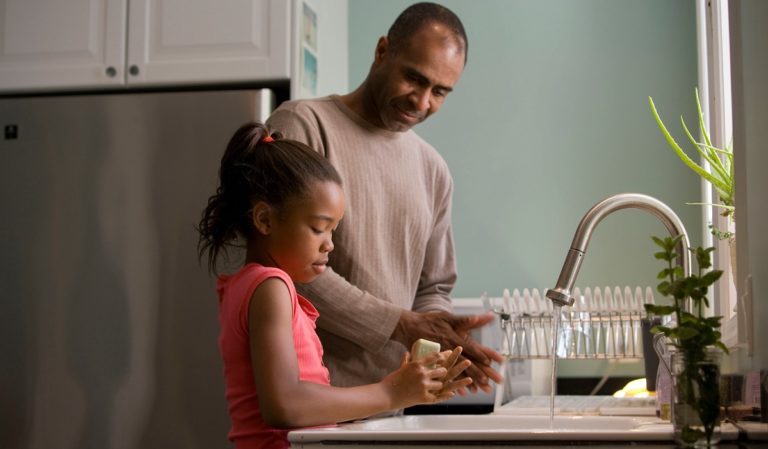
[645,235,728,447]
[648,90,736,276]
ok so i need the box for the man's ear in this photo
[251,201,273,235]
[374,36,389,64]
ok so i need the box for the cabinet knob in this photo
[105,66,117,77]
[129,65,140,76]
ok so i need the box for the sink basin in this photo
[287,414,687,444]
[339,414,647,431]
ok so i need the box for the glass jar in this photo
[671,348,722,447]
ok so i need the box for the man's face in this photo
[367,24,465,132]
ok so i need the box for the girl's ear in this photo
[251,201,273,235]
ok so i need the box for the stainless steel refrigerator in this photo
[0,88,276,449]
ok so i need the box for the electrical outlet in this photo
[4,124,18,140]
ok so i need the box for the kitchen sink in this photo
[287,413,701,444]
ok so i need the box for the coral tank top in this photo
[217,264,330,449]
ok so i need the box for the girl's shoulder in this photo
[217,264,300,329]
[217,264,296,301]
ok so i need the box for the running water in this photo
[549,304,563,429]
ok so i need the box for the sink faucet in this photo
[545,193,691,308]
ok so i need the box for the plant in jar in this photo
[644,235,728,447]
[648,89,734,243]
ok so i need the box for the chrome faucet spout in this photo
[545,193,691,308]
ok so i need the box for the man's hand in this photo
[392,310,504,393]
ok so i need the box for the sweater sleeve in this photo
[412,162,456,314]
[296,268,403,353]
[266,103,403,353]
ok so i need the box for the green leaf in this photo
[683,118,731,183]
[695,246,716,270]
[695,88,713,150]
[677,327,699,340]
[682,119,731,184]
[649,94,733,201]
[701,270,723,286]
[669,235,684,249]
[647,234,729,369]
[645,304,676,316]
[704,316,723,327]
[680,311,696,321]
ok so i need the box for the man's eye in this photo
[407,73,425,85]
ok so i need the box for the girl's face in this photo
[265,180,345,284]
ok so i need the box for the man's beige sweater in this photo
[266,96,456,387]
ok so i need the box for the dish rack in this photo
[482,286,655,360]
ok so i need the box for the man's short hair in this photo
[387,2,468,64]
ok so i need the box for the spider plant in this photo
[648,89,734,230]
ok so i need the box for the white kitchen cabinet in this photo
[0,0,345,95]
[126,0,290,87]
[0,0,126,91]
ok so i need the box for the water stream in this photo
[549,304,563,428]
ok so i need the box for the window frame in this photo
[696,0,739,347]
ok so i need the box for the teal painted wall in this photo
[348,0,702,306]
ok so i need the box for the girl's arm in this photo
[248,278,470,428]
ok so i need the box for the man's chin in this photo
[383,110,423,132]
[383,118,417,133]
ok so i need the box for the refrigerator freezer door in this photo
[0,89,273,449]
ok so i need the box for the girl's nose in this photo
[321,237,334,253]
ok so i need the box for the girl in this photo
[198,123,471,449]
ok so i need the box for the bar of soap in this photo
[411,338,440,361]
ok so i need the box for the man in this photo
[267,2,503,393]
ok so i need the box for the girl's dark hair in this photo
[197,122,342,273]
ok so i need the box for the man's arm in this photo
[297,266,402,353]
[412,161,456,314]
[397,158,504,392]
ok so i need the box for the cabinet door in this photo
[126,0,291,86]
[0,0,127,92]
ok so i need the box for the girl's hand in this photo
[380,347,474,410]
[380,352,448,409]
[433,346,473,400]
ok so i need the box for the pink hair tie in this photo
[261,135,274,143]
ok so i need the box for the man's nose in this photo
[410,87,431,112]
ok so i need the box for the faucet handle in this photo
[545,288,575,307]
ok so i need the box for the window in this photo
[696,0,738,347]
